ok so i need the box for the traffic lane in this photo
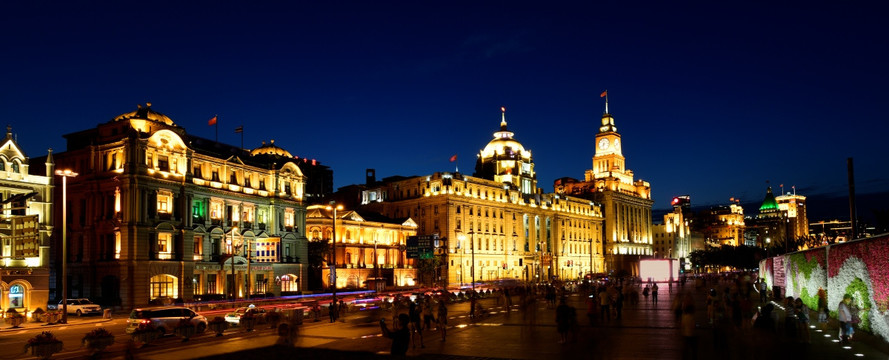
[0,319,127,360]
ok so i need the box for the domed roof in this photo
[479,108,528,159]
[113,103,176,126]
[759,186,779,213]
[250,139,293,158]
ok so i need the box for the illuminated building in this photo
[776,192,808,239]
[360,109,605,285]
[0,127,54,312]
[699,204,745,247]
[652,197,691,260]
[750,186,789,249]
[47,104,309,308]
[306,206,417,289]
[556,100,654,275]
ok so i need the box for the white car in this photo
[126,307,208,335]
[60,298,103,316]
[224,307,265,325]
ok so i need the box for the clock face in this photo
[614,139,620,150]
[598,138,610,150]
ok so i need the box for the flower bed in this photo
[82,327,115,354]
[26,331,63,360]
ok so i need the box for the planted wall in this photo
[760,234,889,343]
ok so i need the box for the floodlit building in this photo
[652,197,691,260]
[776,192,808,239]
[360,109,605,285]
[0,127,54,312]
[305,205,418,289]
[46,104,310,308]
[555,99,654,275]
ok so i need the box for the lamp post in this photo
[456,232,464,287]
[55,169,78,324]
[327,201,343,306]
[469,230,475,291]
[589,238,594,278]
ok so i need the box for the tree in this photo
[307,240,329,291]
[417,256,442,287]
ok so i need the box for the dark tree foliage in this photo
[307,240,329,291]
[689,245,765,271]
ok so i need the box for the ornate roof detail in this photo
[250,139,293,158]
[113,103,176,126]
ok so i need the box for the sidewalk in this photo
[0,314,113,333]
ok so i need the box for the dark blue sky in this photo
[2,1,887,210]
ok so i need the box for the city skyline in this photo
[2,2,886,210]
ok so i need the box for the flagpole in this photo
[215,117,219,143]
[240,125,244,149]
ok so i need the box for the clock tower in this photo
[591,111,625,176]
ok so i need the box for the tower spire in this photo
[500,106,507,130]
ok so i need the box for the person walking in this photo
[329,301,337,323]
[555,298,572,344]
[651,283,659,304]
[408,301,424,348]
[794,298,810,343]
[758,278,769,303]
[598,287,611,321]
[680,292,697,360]
[381,314,411,357]
[437,299,448,341]
[837,294,854,343]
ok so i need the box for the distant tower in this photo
[366,169,376,185]
[474,107,537,195]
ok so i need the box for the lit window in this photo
[210,201,223,219]
[157,192,172,214]
[149,274,178,300]
[158,233,173,259]
[193,236,203,261]
[285,209,295,228]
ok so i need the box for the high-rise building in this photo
[46,104,310,308]
[776,191,808,239]
[0,127,54,312]
[359,109,605,285]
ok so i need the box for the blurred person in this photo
[381,314,411,357]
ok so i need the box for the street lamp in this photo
[55,169,78,324]
[469,229,475,291]
[327,201,343,306]
[456,232,464,287]
[588,238,594,277]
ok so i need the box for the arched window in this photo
[279,274,298,292]
[8,284,25,308]
[149,274,179,300]
[11,161,19,173]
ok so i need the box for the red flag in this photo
[234,125,243,133]
[600,90,607,98]
[208,116,217,126]
[449,154,457,162]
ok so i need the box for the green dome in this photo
[759,187,779,213]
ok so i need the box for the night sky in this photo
[2,2,887,211]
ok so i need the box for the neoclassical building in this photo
[360,109,605,285]
[0,127,54,312]
[555,99,654,275]
[47,104,309,308]
[305,205,417,289]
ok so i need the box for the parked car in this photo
[126,307,208,335]
[224,306,265,325]
[58,298,103,316]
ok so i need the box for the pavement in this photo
[0,313,113,333]
[7,282,889,359]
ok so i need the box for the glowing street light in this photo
[327,201,343,309]
[55,169,78,324]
